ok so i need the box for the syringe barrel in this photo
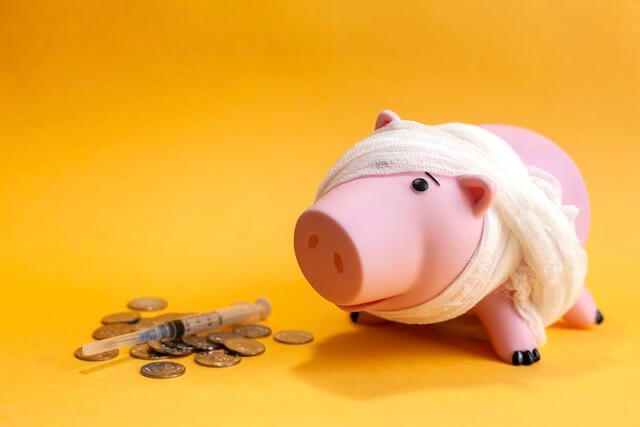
[218,304,261,325]
[179,297,271,335]
[79,297,271,355]
[179,311,222,336]
[217,297,270,326]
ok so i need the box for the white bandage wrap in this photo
[316,120,587,345]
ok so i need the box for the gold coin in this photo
[148,339,193,356]
[140,361,185,379]
[233,324,272,339]
[196,328,221,337]
[181,335,220,351]
[92,323,136,340]
[194,351,241,368]
[127,297,168,312]
[273,330,314,345]
[74,347,119,361]
[101,311,140,325]
[223,337,265,356]
[133,318,156,331]
[207,332,242,345]
[130,343,169,360]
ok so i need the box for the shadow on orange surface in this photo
[78,356,135,375]
[293,320,609,399]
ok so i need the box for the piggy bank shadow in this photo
[291,320,606,400]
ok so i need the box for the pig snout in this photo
[293,176,425,309]
[294,210,362,303]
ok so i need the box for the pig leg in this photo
[472,289,540,365]
[349,312,390,325]
[563,285,604,327]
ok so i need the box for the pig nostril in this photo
[308,234,319,249]
[333,252,344,273]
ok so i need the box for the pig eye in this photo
[412,178,429,192]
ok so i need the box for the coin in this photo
[196,328,221,337]
[101,311,140,325]
[148,339,193,356]
[273,330,314,345]
[223,337,265,356]
[181,335,220,351]
[74,347,119,361]
[207,332,243,345]
[140,361,185,379]
[194,351,241,368]
[133,318,156,331]
[92,323,136,340]
[233,324,272,339]
[130,343,169,360]
[127,297,168,312]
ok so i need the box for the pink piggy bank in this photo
[294,110,602,366]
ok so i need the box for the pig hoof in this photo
[595,310,604,324]
[349,312,389,325]
[532,348,541,361]
[512,349,540,366]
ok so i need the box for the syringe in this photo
[81,297,271,356]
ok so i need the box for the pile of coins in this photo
[75,296,314,379]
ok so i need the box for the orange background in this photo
[1,1,639,426]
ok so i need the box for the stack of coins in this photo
[74,297,314,379]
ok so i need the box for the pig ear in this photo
[374,110,401,130]
[457,175,496,218]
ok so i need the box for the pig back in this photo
[480,125,590,245]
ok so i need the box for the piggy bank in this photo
[294,110,602,366]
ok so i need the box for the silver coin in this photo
[194,351,241,368]
[223,337,265,356]
[101,311,140,325]
[233,324,272,339]
[127,297,168,312]
[207,332,243,345]
[140,361,185,379]
[74,347,119,361]
[148,339,193,356]
[92,323,136,340]
[181,335,220,351]
[273,330,314,345]
[130,343,169,360]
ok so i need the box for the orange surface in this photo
[1,1,639,426]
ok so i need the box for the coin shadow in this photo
[291,321,605,400]
[78,356,135,375]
